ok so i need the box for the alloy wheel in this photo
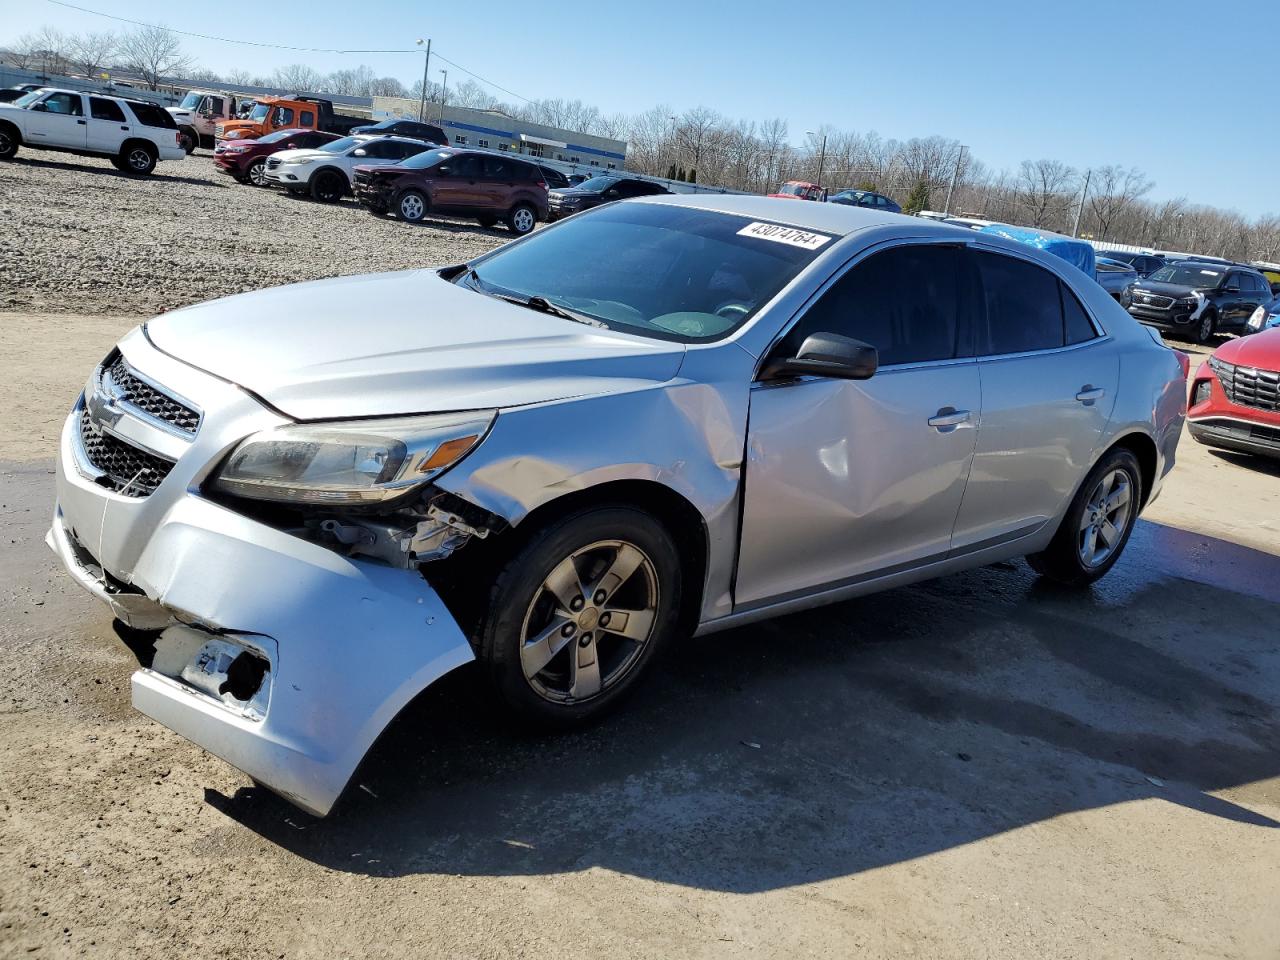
[1078,469,1132,568]
[512,207,535,233]
[1198,313,1214,342]
[399,193,425,221]
[128,148,151,171]
[519,539,659,703]
[248,160,267,186]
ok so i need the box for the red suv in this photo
[214,127,342,186]
[353,147,548,234]
[1188,326,1280,459]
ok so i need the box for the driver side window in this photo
[780,245,975,366]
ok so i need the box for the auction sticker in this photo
[736,222,834,250]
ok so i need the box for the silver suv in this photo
[49,195,1187,815]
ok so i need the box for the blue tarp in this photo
[977,224,1096,276]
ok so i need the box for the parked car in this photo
[1096,250,1166,278]
[547,175,669,220]
[48,195,1186,816]
[538,165,570,190]
[265,134,433,202]
[1127,260,1274,343]
[1245,295,1280,334]
[1095,257,1138,304]
[349,118,448,145]
[215,95,366,142]
[214,127,342,185]
[829,189,902,213]
[0,83,42,104]
[1187,326,1280,458]
[354,147,548,233]
[768,180,826,201]
[0,88,183,174]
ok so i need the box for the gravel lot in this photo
[1,150,1279,959]
[0,151,509,317]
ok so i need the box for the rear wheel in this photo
[1195,309,1217,344]
[246,158,268,186]
[0,124,18,160]
[1027,447,1142,586]
[396,189,428,223]
[475,505,682,726]
[506,202,537,235]
[121,143,156,176]
[310,169,346,202]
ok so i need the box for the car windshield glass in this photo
[573,177,621,194]
[460,203,834,343]
[400,147,454,169]
[320,136,359,153]
[1148,265,1222,287]
[778,183,807,195]
[14,90,44,107]
[259,128,301,144]
[179,92,202,110]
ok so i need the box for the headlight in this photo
[1249,306,1266,329]
[1207,356,1234,380]
[212,411,494,505]
[289,157,315,166]
[1176,295,1199,307]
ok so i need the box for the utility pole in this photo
[943,144,967,215]
[438,69,448,124]
[416,38,431,122]
[1072,168,1091,238]
[806,131,827,191]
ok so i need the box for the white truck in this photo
[167,90,254,153]
[0,87,185,175]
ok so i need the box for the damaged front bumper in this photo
[48,334,475,816]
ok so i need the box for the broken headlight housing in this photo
[212,411,495,505]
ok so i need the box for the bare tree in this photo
[271,63,324,92]
[6,32,45,70]
[66,31,118,79]
[1086,164,1153,240]
[1018,158,1077,229]
[120,24,191,90]
[224,69,255,86]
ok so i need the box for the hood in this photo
[270,147,332,163]
[1215,327,1280,368]
[1130,280,1201,297]
[146,270,685,420]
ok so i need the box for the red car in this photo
[768,180,827,201]
[213,128,343,186]
[1187,326,1280,458]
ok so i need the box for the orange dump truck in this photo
[215,95,366,142]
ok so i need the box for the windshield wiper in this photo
[487,290,607,328]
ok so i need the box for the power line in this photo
[42,0,532,102]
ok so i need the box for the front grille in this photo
[1221,364,1280,412]
[354,171,370,188]
[1252,423,1280,444]
[78,410,175,497]
[103,353,200,433]
[1134,293,1173,309]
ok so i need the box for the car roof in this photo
[635,192,908,236]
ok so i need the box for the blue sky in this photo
[8,0,1277,217]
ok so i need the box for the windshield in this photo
[400,147,454,170]
[459,203,834,343]
[572,177,621,194]
[1147,264,1223,288]
[14,90,44,108]
[178,92,202,110]
[778,183,807,196]
[320,136,360,153]
[249,103,270,121]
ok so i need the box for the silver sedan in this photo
[49,195,1187,815]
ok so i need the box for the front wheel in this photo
[310,169,346,203]
[1195,309,1217,344]
[0,125,18,160]
[476,506,682,726]
[506,202,537,235]
[396,189,428,223]
[178,128,197,154]
[246,158,268,186]
[1027,448,1142,586]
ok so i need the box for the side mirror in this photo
[352,148,367,157]
[605,189,620,198]
[760,332,878,382]
[1224,284,1240,293]
[436,166,450,176]
[30,101,47,112]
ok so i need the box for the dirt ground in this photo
[1,149,1278,959]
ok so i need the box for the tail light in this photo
[537,180,547,191]
[174,131,180,146]
[1174,350,1190,379]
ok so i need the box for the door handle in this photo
[77,119,86,125]
[928,408,972,431]
[1076,386,1106,404]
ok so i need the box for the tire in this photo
[475,505,682,726]
[1026,447,1142,586]
[310,169,346,203]
[506,202,537,235]
[1195,309,1217,344]
[396,189,428,223]
[0,123,18,161]
[120,143,157,176]
[178,128,197,154]
[245,158,268,187]
[477,215,497,228]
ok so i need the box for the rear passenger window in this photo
[785,245,974,366]
[90,98,126,122]
[482,156,514,179]
[125,102,176,128]
[974,251,1065,354]
[1061,283,1097,344]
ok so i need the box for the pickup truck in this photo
[215,95,366,143]
[0,87,184,175]
[167,89,253,153]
